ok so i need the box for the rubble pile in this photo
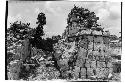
[53,40,77,79]
[53,35,114,81]
[7,31,24,80]
[57,5,119,81]
[28,47,60,80]
[6,5,121,81]
[7,38,32,80]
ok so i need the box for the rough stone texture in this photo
[87,68,94,78]
[98,56,105,61]
[22,39,31,61]
[78,47,87,58]
[97,61,106,68]
[74,66,80,79]
[96,68,109,79]
[85,60,91,68]
[107,62,113,68]
[79,40,88,50]
[80,68,86,79]
[90,60,96,69]
[8,60,22,80]
[8,72,19,80]
[76,59,85,67]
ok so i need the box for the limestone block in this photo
[8,60,22,80]
[91,60,96,68]
[74,66,80,79]
[79,40,88,49]
[88,54,95,60]
[81,68,86,78]
[94,45,98,51]
[103,68,109,78]
[85,60,91,68]
[96,68,109,79]
[8,72,19,80]
[98,56,105,61]
[97,61,106,68]
[96,68,103,78]
[61,71,69,79]
[93,51,100,56]
[87,68,94,78]
[107,62,113,68]
[88,43,93,50]
[109,68,113,73]
[78,47,87,58]
[76,59,85,67]
[95,55,99,61]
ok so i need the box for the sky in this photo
[8,1,121,37]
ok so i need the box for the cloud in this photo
[109,5,121,20]
[44,1,57,15]
[97,8,110,22]
[8,15,16,23]
[35,8,40,14]
[8,1,121,36]
[7,14,23,27]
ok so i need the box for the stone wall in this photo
[7,39,31,80]
[74,36,113,80]
[53,35,114,80]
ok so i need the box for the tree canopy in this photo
[67,5,99,29]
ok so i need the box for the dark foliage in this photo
[8,21,32,40]
[67,5,99,29]
[30,37,58,52]
[30,12,59,52]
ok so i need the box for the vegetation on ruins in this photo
[67,5,99,29]
[6,5,121,81]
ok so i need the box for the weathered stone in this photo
[97,61,106,68]
[96,68,109,79]
[8,72,19,80]
[78,47,87,58]
[88,54,95,60]
[90,60,96,68]
[8,60,22,80]
[109,67,113,73]
[79,39,88,50]
[85,60,91,68]
[58,59,69,71]
[21,39,31,62]
[80,68,86,79]
[112,62,121,73]
[107,62,113,68]
[76,59,85,67]
[88,43,93,50]
[87,68,94,78]
[96,68,103,78]
[98,56,105,61]
[74,66,80,79]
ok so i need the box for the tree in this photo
[35,12,46,38]
[8,21,32,40]
[67,5,99,29]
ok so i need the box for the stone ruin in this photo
[53,5,116,81]
[7,5,121,81]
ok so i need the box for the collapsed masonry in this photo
[54,32,113,80]
[7,5,121,81]
[53,6,114,80]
